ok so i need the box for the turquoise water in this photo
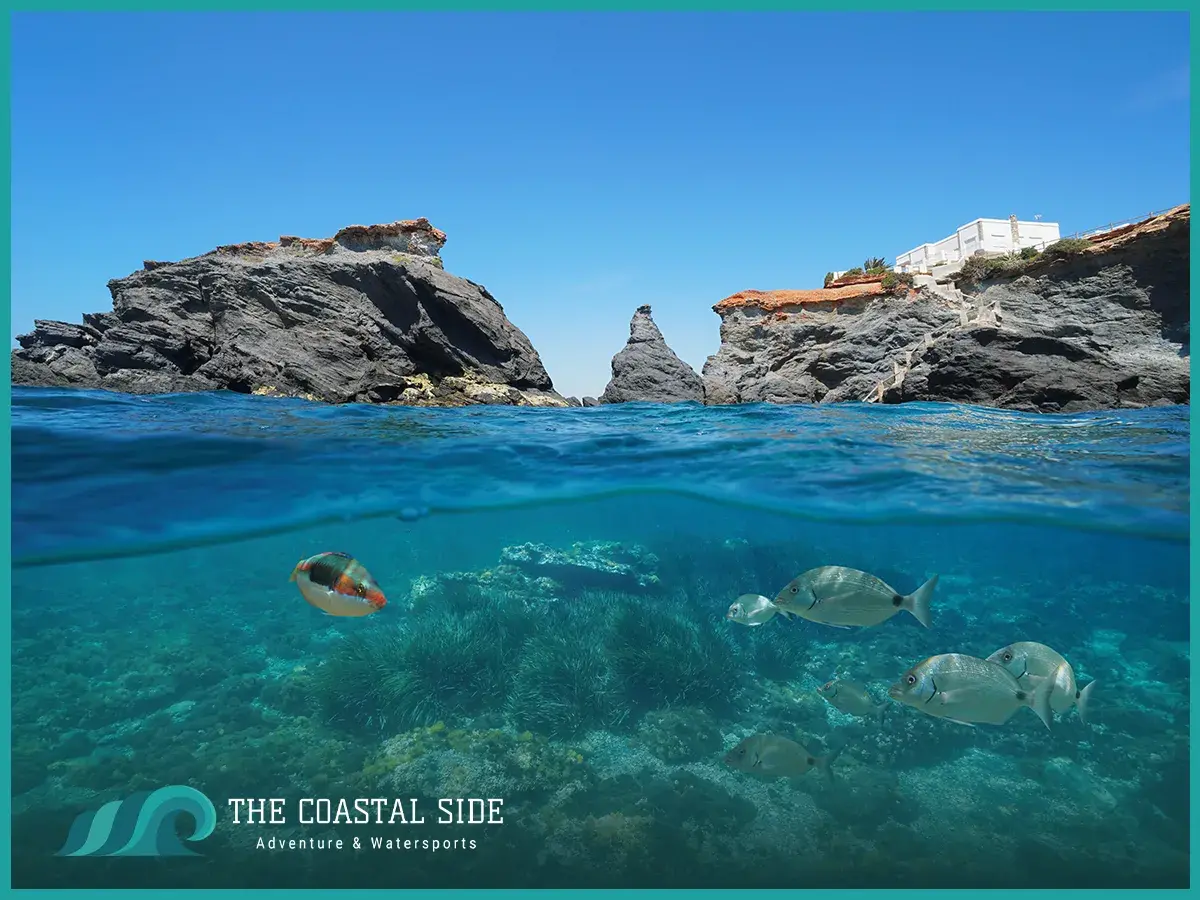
[11,386,1190,888]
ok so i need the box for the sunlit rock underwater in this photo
[10,387,1189,888]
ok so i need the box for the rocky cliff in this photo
[12,219,567,407]
[600,305,704,404]
[703,205,1190,413]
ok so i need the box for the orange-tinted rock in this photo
[279,235,336,254]
[1083,204,1189,250]
[333,217,448,246]
[150,218,449,267]
[714,283,886,314]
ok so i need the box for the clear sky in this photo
[11,11,1190,399]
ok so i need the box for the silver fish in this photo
[987,641,1096,724]
[723,732,845,781]
[817,678,887,723]
[773,566,938,629]
[887,653,1055,729]
[726,594,779,627]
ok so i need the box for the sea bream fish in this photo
[817,677,888,724]
[723,732,847,783]
[772,566,938,629]
[888,652,1056,729]
[725,594,781,627]
[986,641,1096,725]
[290,551,387,617]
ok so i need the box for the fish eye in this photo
[355,583,368,597]
[906,674,917,685]
[789,586,799,594]
[1003,652,1013,662]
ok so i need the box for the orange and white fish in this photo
[289,551,387,617]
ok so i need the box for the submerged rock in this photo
[499,541,661,592]
[12,218,568,407]
[409,540,661,609]
[703,205,1190,412]
[601,305,704,404]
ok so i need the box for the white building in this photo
[894,215,1061,274]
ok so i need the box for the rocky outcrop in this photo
[702,205,1190,413]
[12,218,567,407]
[600,304,704,404]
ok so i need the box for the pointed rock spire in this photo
[600,305,704,404]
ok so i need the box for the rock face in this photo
[600,304,704,404]
[12,218,567,407]
[703,206,1190,413]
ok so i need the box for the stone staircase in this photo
[860,283,1003,403]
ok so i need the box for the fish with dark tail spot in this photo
[987,641,1096,725]
[723,732,849,783]
[772,565,938,629]
[888,652,1055,730]
[817,678,888,724]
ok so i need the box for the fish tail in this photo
[818,731,851,782]
[1076,679,1097,726]
[902,574,938,628]
[1029,667,1057,731]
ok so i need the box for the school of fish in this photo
[287,553,1096,786]
[723,564,1097,783]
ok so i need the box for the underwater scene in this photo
[10,386,1190,889]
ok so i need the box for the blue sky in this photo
[11,11,1190,399]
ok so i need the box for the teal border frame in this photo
[2,4,1193,897]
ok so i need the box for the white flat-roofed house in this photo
[894,215,1061,274]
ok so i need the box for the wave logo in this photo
[55,785,217,858]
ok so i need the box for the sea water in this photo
[10,386,1190,888]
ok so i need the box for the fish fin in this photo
[824,623,854,631]
[943,717,977,728]
[902,574,938,628]
[875,704,887,726]
[289,560,305,583]
[1076,679,1096,726]
[1029,668,1057,731]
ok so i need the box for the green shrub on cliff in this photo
[1042,237,1092,259]
[957,254,1021,286]
[881,271,915,295]
[840,267,864,279]
[958,237,1092,288]
[823,272,835,287]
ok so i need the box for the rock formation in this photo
[703,205,1190,413]
[12,218,567,407]
[600,304,704,404]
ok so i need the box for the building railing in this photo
[1061,205,1183,241]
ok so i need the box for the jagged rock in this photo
[499,541,660,592]
[406,540,661,611]
[600,304,704,404]
[12,218,568,407]
[703,206,1190,412]
[581,396,600,407]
